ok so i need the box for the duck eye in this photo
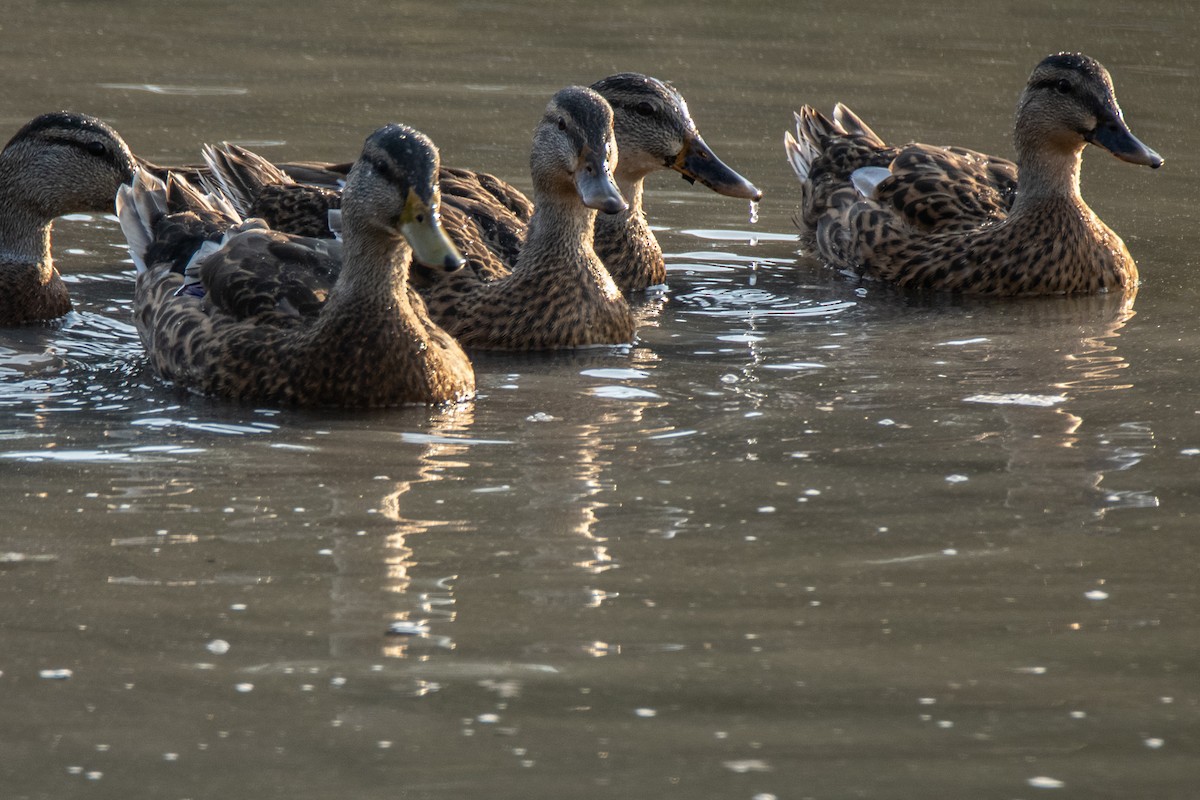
[370,159,391,180]
[85,140,107,157]
[1055,78,1072,94]
[557,117,567,132]
[635,101,655,117]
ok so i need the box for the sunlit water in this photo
[3,2,1200,798]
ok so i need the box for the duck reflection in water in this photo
[959,290,1156,528]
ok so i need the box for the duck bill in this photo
[575,151,627,215]
[672,133,763,200]
[400,190,466,272]
[1088,119,1164,168]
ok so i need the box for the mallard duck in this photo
[0,112,136,325]
[415,85,635,350]
[587,73,762,291]
[785,53,1162,295]
[116,124,475,407]
[197,73,761,293]
[197,143,513,282]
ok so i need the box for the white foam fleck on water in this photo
[206,639,230,655]
[1028,776,1065,789]
[1084,590,1109,600]
[723,759,771,773]
[580,368,649,380]
[963,393,1067,407]
[590,386,661,400]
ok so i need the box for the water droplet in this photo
[749,201,759,224]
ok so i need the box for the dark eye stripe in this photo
[42,135,128,172]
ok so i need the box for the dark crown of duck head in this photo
[545,86,615,155]
[1025,52,1118,109]
[4,111,134,175]
[360,123,439,196]
[591,73,693,132]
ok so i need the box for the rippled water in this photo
[3,1,1200,798]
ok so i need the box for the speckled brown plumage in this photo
[0,112,135,325]
[199,143,512,285]
[194,74,759,295]
[118,125,475,408]
[416,86,635,350]
[785,53,1161,296]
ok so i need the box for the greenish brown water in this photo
[2,2,1199,798]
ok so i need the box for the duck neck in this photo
[320,217,412,321]
[517,187,615,293]
[592,174,664,291]
[1011,144,1085,212]
[0,156,56,276]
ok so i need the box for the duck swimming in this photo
[0,112,136,325]
[117,124,475,407]
[198,73,761,293]
[415,85,635,350]
[785,52,1162,295]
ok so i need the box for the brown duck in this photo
[197,73,761,293]
[0,112,136,324]
[117,124,474,407]
[415,86,635,350]
[785,53,1162,295]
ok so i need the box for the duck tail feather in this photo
[115,169,170,274]
[201,142,293,217]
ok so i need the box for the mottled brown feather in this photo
[121,126,475,407]
[786,54,1160,296]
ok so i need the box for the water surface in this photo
[2,1,1199,798]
